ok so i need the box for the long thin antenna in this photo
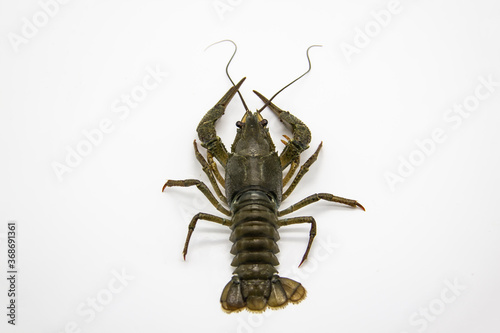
[205,39,249,112]
[257,45,322,113]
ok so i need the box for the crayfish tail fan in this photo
[220,276,246,313]
[275,277,306,304]
[220,275,306,313]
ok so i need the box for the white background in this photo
[1,0,500,332]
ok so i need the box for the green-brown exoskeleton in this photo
[162,44,364,313]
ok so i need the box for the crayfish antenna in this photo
[205,39,250,112]
[257,44,322,113]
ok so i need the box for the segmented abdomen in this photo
[229,191,280,278]
[220,190,306,312]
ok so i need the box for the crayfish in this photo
[162,41,364,312]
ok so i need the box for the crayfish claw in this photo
[253,90,311,169]
[196,77,246,166]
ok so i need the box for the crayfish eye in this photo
[260,119,268,127]
[236,121,243,128]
